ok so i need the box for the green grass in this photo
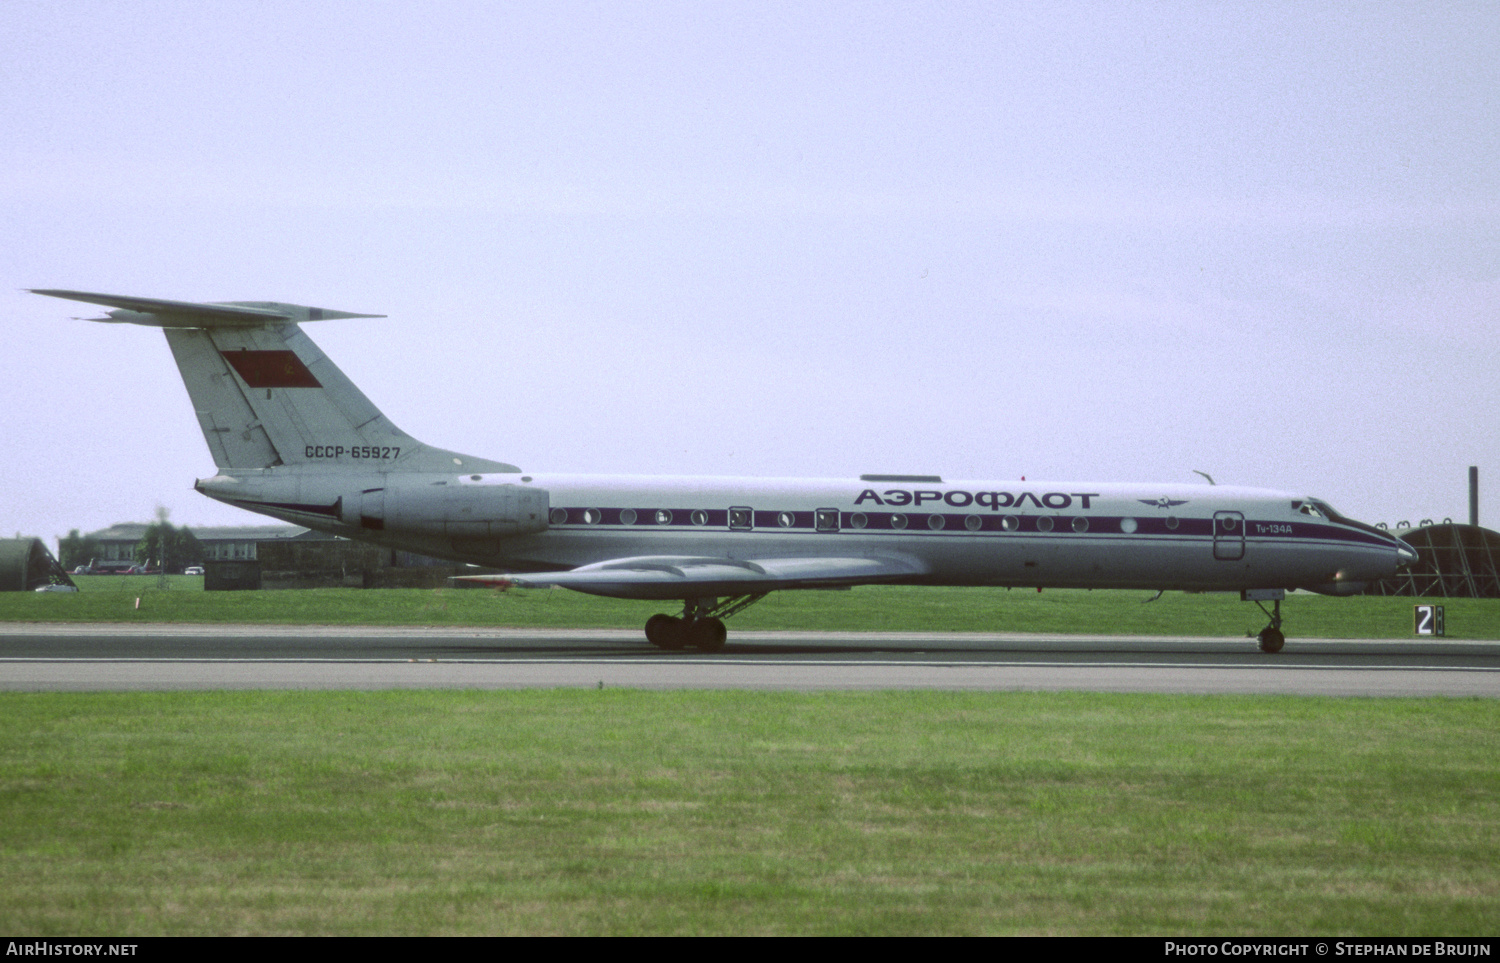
[0,690,1495,935]
[7,580,1500,639]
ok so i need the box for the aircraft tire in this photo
[687,617,728,652]
[645,614,687,650]
[1257,627,1286,653]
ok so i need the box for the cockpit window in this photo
[1292,500,1325,518]
[1304,498,1387,538]
[1309,499,1345,520]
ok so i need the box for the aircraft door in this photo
[1213,511,1245,561]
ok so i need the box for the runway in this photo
[2,622,1498,695]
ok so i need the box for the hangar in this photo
[1364,467,1499,599]
[1365,522,1500,599]
[0,539,78,592]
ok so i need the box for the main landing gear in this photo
[643,594,768,652]
[1243,588,1286,653]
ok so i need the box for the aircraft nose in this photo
[1395,538,1419,568]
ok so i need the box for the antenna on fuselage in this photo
[1193,470,1216,486]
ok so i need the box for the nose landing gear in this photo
[1257,625,1285,654]
[1243,588,1286,653]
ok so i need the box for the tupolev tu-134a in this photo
[34,288,1417,653]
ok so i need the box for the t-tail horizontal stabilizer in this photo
[29,289,385,327]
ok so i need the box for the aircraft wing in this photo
[456,554,928,600]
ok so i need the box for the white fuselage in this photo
[198,469,1411,598]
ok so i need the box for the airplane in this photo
[33,288,1418,653]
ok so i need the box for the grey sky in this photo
[5,1,1497,545]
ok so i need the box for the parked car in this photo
[184,566,204,576]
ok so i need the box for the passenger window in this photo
[815,508,839,532]
[729,507,752,530]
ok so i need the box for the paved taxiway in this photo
[1,623,1497,696]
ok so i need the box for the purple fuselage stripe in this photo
[548,508,1396,550]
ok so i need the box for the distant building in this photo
[82,522,319,565]
[78,522,463,589]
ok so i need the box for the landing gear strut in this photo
[1243,588,1286,653]
[643,593,768,651]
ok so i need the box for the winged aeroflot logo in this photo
[1140,497,1189,509]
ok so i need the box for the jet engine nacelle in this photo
[347,481,549,537]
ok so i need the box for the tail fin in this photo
[33,289,518,474]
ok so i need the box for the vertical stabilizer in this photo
[164,321,440,471]
[163,328,285,469]
[33,289,519,474]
